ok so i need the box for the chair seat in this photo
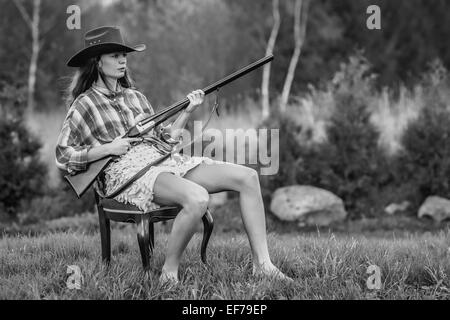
[100,197,179,214]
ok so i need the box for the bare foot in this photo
[159,271,180,288]
[252,263,294,282]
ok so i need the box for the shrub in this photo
[397,99,450,206]
[0,78,94,223]
[0,117,48,219]
[259,52,397,219]
[259,110,303,201]
[18,174,96,225]
[295,93,395,219]
[386,61,450,210]
[260,54,450,221]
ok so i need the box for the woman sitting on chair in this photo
[56,26,292,285]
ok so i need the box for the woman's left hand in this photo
[185,89,205,113]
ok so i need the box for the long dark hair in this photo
[64,55,136,108]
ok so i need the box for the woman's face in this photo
[98,51,127,79]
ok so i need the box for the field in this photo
[3,57,449,300]
[1,214,450,300]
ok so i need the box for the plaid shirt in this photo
[56,84,166,174]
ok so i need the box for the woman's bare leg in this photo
[183,161,292,280]
[152,172,209,283]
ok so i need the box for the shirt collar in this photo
[92,82,124,99]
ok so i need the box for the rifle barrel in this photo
[135,54,274,128]
[203,54,274,94]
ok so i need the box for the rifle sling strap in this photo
[97,95,220,199]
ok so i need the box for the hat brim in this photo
[66,43,146,67]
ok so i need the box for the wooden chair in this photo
[93,191,214,270]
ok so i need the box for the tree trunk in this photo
[13,0,41,114]
[261,0,280,119]
[280,0,310,113]
[28,0,41,114]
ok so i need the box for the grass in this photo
[9,58,450,300]
[1,222,450,300]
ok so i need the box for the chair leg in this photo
[95,195,111,266]
[149,221,154,253]
[201,208,214,264]
[136,214,151,271]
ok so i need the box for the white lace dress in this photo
[102,141,217,212]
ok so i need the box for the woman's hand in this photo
[107,137,141,156]
[185,89,205,113]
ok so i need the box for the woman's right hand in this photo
[185,89,205,113]
[108,137,141,156]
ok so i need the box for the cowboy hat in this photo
[66,26,146,67]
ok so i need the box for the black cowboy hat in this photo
[66,26,146,67]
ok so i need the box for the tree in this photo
[261,0,281,119]
[12,0,41,114]
[280,0,310,112]
[11,0,95,113]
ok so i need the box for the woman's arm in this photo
[87,137,142,162]
[56,112,140,173]
[86,144,111,162]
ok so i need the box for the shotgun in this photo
[64,54,274,198]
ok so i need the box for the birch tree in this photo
[261,0,280,119]
[13,0,41,114]
[280,0,310,113]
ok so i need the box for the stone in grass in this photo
[384,201,411,215]
[270,185,347,227]
[418,196,450,223]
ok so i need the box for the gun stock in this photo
[64,156,113,198]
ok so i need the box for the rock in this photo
[384,201,411,215]
[418,196,450,223]
[270,185,347,227]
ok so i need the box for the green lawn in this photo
[1,220,450,300]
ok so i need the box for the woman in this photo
[56,26,292,285]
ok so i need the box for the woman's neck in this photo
[95,76,118,92]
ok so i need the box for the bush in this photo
[259,110,303,198]
[0,78,96,224]
[18,171,96,225]
[0,117,47,220]
[397,100,450,206]
[385,61,450,211]
[295,94,395,219]
[259,53,398,219]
